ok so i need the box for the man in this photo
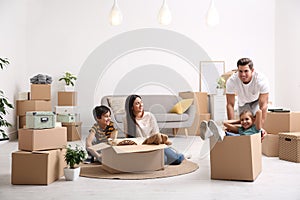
[226,58,270,125]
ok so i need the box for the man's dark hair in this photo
[237,58,253,69]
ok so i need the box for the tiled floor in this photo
[1,135,300,200]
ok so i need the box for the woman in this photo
[123,94,185,165]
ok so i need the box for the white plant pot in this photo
[64,167,81,181]
[64,85,75,91]
[216,88,224,95]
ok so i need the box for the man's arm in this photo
[226,94,236,120]
[258,93,269,125]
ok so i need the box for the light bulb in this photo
[206,0,219,27]
[158,0,172,25]
[109,0,123,26]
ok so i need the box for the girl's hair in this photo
[125,94,142,138]
[239,109,254,119]
[93,105,111,121]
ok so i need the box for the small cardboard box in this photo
[62,122,82,141]
[264,112,300,134]
[88,139,166,173]
[262,133,279,157]
[31,84,51,100]
[57,114,76,123]
[210,133,262,181]
[279,132,300,163]
[26,111,56,129]
[58,91,77,106]
[16,100,52,116]
[11,149,66,185]
[18,127,67,151]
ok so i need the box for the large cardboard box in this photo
[31,84,51,100]
[262,134,279,157]
[58,91,77,106]
[11,149,66,185]
[62,122,82,141]
[210,133,262,181]
[264,112,300,134]
[88,139,166,173]
[18,127,67,151]
[179,92,208,114]
[279,132,300,163]
[16,100,52,116]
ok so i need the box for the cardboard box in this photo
[88,139,166,173]
[62,122,82,141]
[18,116,26,129]
[279,132,300,163]
[58,91,77,106]
[18,127,67,151]
[11,149,66,185]
[31,84,51,100]
[26,111,56,129]
[264,112,300,134]
[179,92,208,113]
[262,133,279,157]
[16,100,52,116]
[210,133,262,181]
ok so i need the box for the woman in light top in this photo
[123,94,185,165]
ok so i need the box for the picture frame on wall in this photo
[200,61,225,94]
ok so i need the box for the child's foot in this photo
[208,120,225,141]
[200,120,213,140]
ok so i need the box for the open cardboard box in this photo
[210,133,262,181]
[88,138,167,173]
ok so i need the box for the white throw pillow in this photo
[107,97,126,114]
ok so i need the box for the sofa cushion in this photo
[169,99,193,114]
[107,97,126,114]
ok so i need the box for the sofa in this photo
[101,95,196,137]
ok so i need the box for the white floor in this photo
[1,135,300,200]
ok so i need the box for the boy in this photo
[85,105,116,163]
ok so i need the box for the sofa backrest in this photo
[101,95,182,114]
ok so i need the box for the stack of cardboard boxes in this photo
[12,84,67,185]
[178,92,211,136]
[263,111,300,162]
[56,91,82,141]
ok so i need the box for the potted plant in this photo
[216,76,226,95]
[64,144,86,181]
[58,72,77,91]
[0,58,13,141]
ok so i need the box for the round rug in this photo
[80,160,199,180]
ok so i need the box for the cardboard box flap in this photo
[112,144,167,154]
[88,142,111,152]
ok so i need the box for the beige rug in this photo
[80,160,199,180]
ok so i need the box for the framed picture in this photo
[200,61,225,94]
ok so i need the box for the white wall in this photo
[1,0,279,136]
[275,0,300,110]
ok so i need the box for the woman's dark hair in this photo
[237,58,253,69]
[125,94,142,138]
[93,105,111,121]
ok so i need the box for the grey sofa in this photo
[101,95,196,137]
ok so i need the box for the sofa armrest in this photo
[183,104,196,127]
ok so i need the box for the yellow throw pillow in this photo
[169,99,193,114]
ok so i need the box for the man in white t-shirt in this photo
[226,58,270,125]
